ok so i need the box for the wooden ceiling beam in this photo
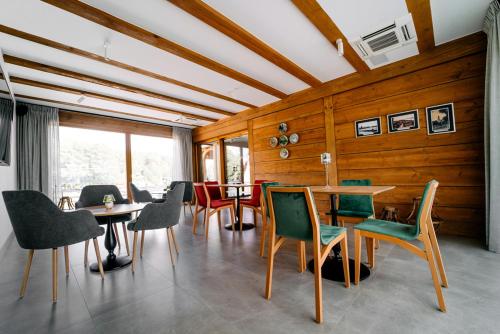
[291,0,370,73]
[42,0,287,99]
[9,76,218,123]
[3,54,233,117]
[405,0,435,52]
[0,24,256,109]
[169,0,321,87]
[0,89,195,127]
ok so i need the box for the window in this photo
[131,134,173,192]
[224,135,250,197]
[59,127,126,200]
[198,142,219,181]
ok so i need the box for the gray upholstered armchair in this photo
[76,185,132,258]
[130,182,165,203]
[169,181,194,216]
[2,190,105,303]
[127,183,184,270]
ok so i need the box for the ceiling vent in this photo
[175,115,198,125]
[350,13,417,68]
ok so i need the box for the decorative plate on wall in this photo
[279,135,289,147]
[280,148,289,159]
[269,137,278,147]
[289,133,299,144]
[278,122,288,134]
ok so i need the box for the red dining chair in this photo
[193,183,236,239]
[240,180,267,226]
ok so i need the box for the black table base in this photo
[224,222,255,231]
[90,254,132,272]
[90,217,132,272]
[307,257,370,282]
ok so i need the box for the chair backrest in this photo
[170,181,194,202]
[194,183,208,207]
[267,187,319,242]
[133,184,185,231]
[75,185,127,208]
[261,182,280,217]
[130,182,154,203]
[2,190,62,249]
[204,181,222,200]
[414,180,439,238]
[251,180,267,200]
[338,179,374,215]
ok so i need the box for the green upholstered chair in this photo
[337,179,375,225]
[265,186,349,324]
[353,180,448,312]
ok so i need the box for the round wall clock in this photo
[278,122,288,134]
[279,134,289,147]
[289,133,299,144]
[269,137,278,147]
[280,148,289,159]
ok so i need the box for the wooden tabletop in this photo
[78,203,147,217]
[309,185,395,196]
[205,183,256,188]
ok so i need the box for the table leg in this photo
[225,186,255,231]
[90,217,132,272]
[307,194,371,282]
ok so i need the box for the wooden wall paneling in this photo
[59,110,173,138]
[324,96,337,185]
[247,119,255,183]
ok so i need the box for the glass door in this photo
[223,135,249,197]
[198,142,219,181]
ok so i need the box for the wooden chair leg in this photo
[64,245,70,276]
[84,240,89,266]
[166,228,176,267]
[260,217,267,257]
[239,207,243,225]
[375,239,380,249]
[427,222,448,288]
[92,238,105,279]
[52,248,58,303]
[229,206,236,232]
[19,250,34,298]
[170,227,179,254]
[253,208,257,227]
[265,231,276,300]
[422,234,446,312]
[121,222,130,256]
[131,231,138,273]
[297,241,306,273]
[217,211,221,227]
[354,229,361,285]
[113,223,121,249]
[205,210,211,240]
[193,204,199,233]
[339,219,345,227]
[140,230,145,257]
[313,244,323,323]
[340,236,350,288]
[365,237,375,269]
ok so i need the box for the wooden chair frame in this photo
[264,187,350,324]
[192,183,236,239]
[354,181,448,312]
[20,238,104,303]
[131,226,179,272]
[240,201,262,227]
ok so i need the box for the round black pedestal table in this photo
[79,203,146,272]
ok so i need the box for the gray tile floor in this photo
[0,210,499,334]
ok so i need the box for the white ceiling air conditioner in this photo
[175,116,199,126]
[350,13,417,68]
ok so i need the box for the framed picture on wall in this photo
[426,103,456,135]
[355,117,382,137]
[387,110,419,133]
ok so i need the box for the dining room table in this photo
[78,203,147,272]
[308,185,396,282]
[206,183,256,231]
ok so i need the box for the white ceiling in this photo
[0,0,491,127]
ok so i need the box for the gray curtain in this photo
[484,0,500,252]
[0,98,13,165]
[16,102,60,202]
[172,127,193,181]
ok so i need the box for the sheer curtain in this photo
[172,126,193,181]
[484,0,500,252]
[0,98,13,165]
[16,102,59,202]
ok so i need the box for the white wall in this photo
[0,112,15,249]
